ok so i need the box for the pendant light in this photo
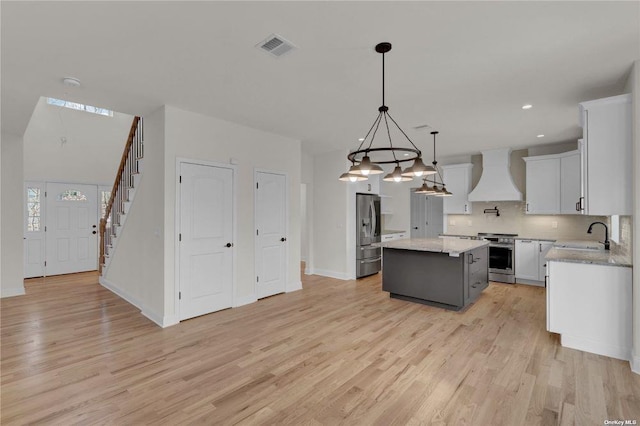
[415,178,436,194]
[339,162,369,182]
[340,42,427,181]
[413,131,453,196]
[383,163,413,182]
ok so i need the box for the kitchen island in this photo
[379,238,489,311]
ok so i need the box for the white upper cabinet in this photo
[559,150,581,214]
[524,156,560,214]
[579,94,632,216]
[523,150,581,215]
[441,163,473,215]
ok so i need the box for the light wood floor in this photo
[2,270,639,425]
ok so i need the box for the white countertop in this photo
[376,237,489,257]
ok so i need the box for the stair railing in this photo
[99,116,143,273]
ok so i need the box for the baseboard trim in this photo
[141,308,178,328]
[515,278,544,287]
[304,267,313,275]
[560,334,631,362]
[0,286,26,298]
[99,276,144,311]
[631,351,640,375]
[100,277,177,328]
[234,293,257,307]
[287,280,302,292]
[312,268,349,280]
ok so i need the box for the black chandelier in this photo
[415,131,452,196]
[339,42,436,183]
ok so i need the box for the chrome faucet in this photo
[587,221,610,250]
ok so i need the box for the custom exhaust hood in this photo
[468,148,523,202]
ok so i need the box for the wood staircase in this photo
[99,116,143,273]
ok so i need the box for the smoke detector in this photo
[256,34,297,58]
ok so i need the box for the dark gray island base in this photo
[381,239,489,311]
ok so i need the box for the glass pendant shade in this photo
[383,165,413,182]
[401,157,437,177]
[353,155,384,176]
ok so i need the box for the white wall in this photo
[23,97,134,185]
[312,149,348,279]
[163,106,302,319]
[1,133,25,297]
[102,107,168,324]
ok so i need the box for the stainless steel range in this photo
[477,233,517,283]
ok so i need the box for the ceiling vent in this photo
[257,34,296,58]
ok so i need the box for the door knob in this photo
[92,225,97,228]
[281,237,287,242]
[225,242,233,248]
[92,231,97,235]
[413,227,418,230]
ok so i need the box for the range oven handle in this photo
[489,243,515,249]
[360,257,381,263]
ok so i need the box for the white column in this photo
[1,133,25,297]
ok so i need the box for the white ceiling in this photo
[2,1,638,158]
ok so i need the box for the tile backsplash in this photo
[618,215,632,255]
[446,201,609,241]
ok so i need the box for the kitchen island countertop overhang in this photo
[375,237,489,256]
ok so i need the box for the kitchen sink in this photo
[553,243,603,251]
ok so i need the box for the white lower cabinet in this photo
[546,261,632,361]
[515,239,553,285]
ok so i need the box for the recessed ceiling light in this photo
[522,104,533,110]
[403,153,410,156]
[537,134,545,138]
[62,77,81,88]
[358,138,365,141]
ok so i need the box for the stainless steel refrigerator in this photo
[356,193,381,278]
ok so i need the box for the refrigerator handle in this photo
[370,200,377,237]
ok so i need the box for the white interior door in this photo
[410,191,427,238]
[24,182,45,278]
[426,195,443,238]
[45,183,98,276]
[255,171,287,299]
[179,162,234,320]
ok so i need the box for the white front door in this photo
[179,162,234,320]
[255,171,287,299]
[24,182,45,278]
[45,183,98,276]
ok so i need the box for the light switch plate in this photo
[551,221,558,229]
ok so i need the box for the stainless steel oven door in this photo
[488,244,514,274]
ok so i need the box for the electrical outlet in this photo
[467,220,472,226]
[551,221,558,229]
[449,219,456,226]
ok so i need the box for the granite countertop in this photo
[545,240,632,268]
[377,237,489,257]
[515,237,556,242]
[382,229,407,235]
[438,233,478,239]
